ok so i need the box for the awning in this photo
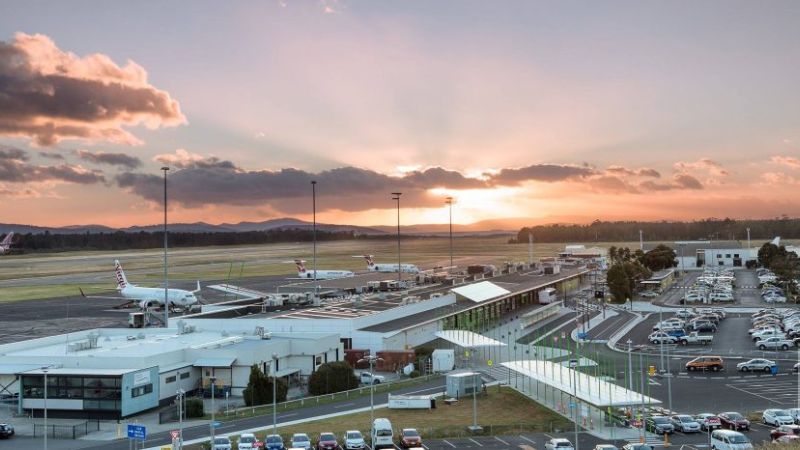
[274,367,301,378]
[501,360,661,407]
[193,358,235,368]
[435,330,507,348]
[451,281,510,303]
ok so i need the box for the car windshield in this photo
[266,436,281,443]
[293,435,309,442]
[653,417,670,424]
[321,434,336,441]
[241,436,257,443]
[377,430,392,437]
[728,435,749,444]
[347,432,362,439]
[556,442,573,447]
[678,416,693,422]
[403,430,419,437]
[775,410,791,416]
[215,438,230,444]
[727,413,743,420]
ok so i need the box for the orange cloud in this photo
[0,33,185,146]
[770,155,800,169]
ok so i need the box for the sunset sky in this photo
[1,1,799,228]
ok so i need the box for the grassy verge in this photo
[0,284,111,303]
[186,387,571,449]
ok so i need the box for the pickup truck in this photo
[359,372,386,385]
[678,332,713,346]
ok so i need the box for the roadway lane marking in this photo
[494,436,510,445]
[442,439,456,448]
[468,438,484,447]
[334,402,355,409]
[519,435,538,445]
[725,383,782,405]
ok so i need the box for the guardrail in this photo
[33,420,99,439]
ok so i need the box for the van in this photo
[710,429,752,450]
[371,418,393,450]
[686,356,724,372]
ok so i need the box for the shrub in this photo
[409,370,420,378]
[308,361,359,396]
[242,364,288,406]
[185,397,204,418]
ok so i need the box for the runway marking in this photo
[468,437,484,447]
[441,439,456,448]
[494,436,510,445]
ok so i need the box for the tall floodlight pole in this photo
[639,229,643,251]
[272,353,279,434]
[358,355,384,427]
[391,193,402,282]
[312,181,318,290]
[445,197,454,269]
[177,388,185,449]
[161,166,170,328]
[42,366,49,450]
[210,376,217,444]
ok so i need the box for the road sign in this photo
[127,424,146,441]
[212,421,222,428]
[487,359,493,367]
[171,430,180,439]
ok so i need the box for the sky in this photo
[1,0,800,228]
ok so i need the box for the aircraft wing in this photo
[78,288,124,300]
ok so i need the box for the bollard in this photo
[664,432,670,447]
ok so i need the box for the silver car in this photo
[671,414,701,433]
[737,359,776,372]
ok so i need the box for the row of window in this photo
[715,253,741,258]
[23,386,121,400]
[131,384,153,398]
[23,376,121,388]
[165,372,191,384]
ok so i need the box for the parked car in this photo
[594,446,618,450]
[671,415,701,433]
[317,432,339,450]
[545,438,575,450]
[344,431,365,450]
[753,329,786,341]
[787,408,800,424]
[359,372,385,385]
[737,359,777,372]
[263,434,283,450]
[695,413,722,431]
[771,425,800,441]
[710,429,753,450]
[678,332,714,346]
[213,437,232,450]
[641,291,659,298]
[646,416,675,435]
[649,332,678,344]
[686,356,724,372]
[675,309,697,319]
[399,428,422,448]
[764,409,796,426]
[622,444,652,450]
[240,433,262,450]
[774,435,800,444]
[291,433,313,450]
[0,423,14,439]
[719,412,750,431]
[756,337,793,351]
[690,321,718,333]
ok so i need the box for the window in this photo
[131,383,153,398]
[734,254,740,258]
[23,375,122,400]
[315,355,322,366]
[725,254,731,258]
[716,254,722,258]
[166,375,177,384]
[180,372,190,380]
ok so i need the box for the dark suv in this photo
[645,416,674,435]
[0,423,14,439]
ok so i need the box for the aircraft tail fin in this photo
[363,254,375,267]
[294,259,307,273]
[114,260,129,289]
[771,236,781,246]
[0,232,13,247]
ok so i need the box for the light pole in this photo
[312,181,317,289]
[209,376,217,444]
[177,388,185,449]
[445,197,454,269]
[357,355,384,427]
[161,166,170,328]
[391,193,402,282]
[272,353,279,434]
[42,365,50,450]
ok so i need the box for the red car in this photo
[399,429,422,448]
[772,425,800,441]
[719,412,750,431]
[317,433,338,450]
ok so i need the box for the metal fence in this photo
[33,420,99,439]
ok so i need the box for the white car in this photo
[641,291,659,298]
[764,409,796,426]
[545,438,575,450]
[344,430,365,450]
[737,359,776,372]
[213,437,232,450]
[649,332,678,344]
[684,293,705,303]
[291,433,313,450]
[238,433,259,450]
[756,337,793,351]
[752,329,786,341]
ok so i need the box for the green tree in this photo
[758,243,782,268]
[242,364,288,406]
[606,259,653,304]
[308,361,359,396]
[640,244,677,272]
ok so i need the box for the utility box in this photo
[128,312,145,328]
[388,394,435,409]
[432,349,455,372]
[446,371,481,398]
[543,265,561,275]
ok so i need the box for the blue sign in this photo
[127,424,146,441]
[212,421,222,428]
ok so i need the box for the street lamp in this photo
[272,353,279,434]
[42,365,50,450]
[161,166,170,328]
[209,376,217,444]
[357,354,384,427]
[445,197,454,269]
[391,192,402,282]
[312,181,317,288]
[176,388,185,449]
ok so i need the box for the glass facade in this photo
[22,375,122,410]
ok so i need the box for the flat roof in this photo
[193,358,235,368]
[452,281,510,303]
[20,368,139,376]
[435,330,507,348]
[501,360,661,407]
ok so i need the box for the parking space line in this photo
[520,435,538,445]
[468,437,484,447]
[726,383,782,404]
[494,436,510,445]
[441,439,456,448]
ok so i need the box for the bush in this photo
[308,361,359,396]
[409,370,421,378]
[185,397,204,418]
[242,364,288,406]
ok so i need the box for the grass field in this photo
[185,387,572,449]
[0,237,642,302]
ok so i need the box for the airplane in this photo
[80,260,201,310]
[292,259,354,280]
[0,232,14,255]
[358,254,420,274]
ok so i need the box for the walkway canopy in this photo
[435,330,507,348]
[451,281,510,303]
[501,360,660,407]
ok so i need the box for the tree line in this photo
[605,244,677,303]
[514,217,800,243]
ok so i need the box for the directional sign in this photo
[212,421,222,428]
[127,424,146,441]
[171,430,180,439]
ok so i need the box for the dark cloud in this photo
[0,33,184,146]
[487,164,595,184]
[673,173,703,190]
[605,165,661,178]
[0,145,105,184]
[75,149,141,169]
[38,151,65,160]
[153,149,238,170]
